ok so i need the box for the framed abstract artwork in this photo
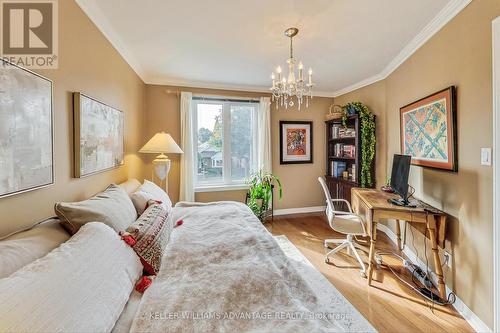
[400,86,457,171]
[0,60,54,199]
[73,93,124,178]
[279,121,313,164]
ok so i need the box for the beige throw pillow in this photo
[130,180,173,215]
[55,184,137,235]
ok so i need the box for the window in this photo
[193,97,258,191]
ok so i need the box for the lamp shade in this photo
[139,132,183,154]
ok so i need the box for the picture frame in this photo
[0,59,54,199]
[279,121,313,164]
[400,86,457,171]
[73,92,124,178]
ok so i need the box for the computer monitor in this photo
[389,154,413,206]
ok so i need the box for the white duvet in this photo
[130,202,347,333]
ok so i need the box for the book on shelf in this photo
[329,161,356,182]
[331,124,356,139]
[332,161,347,178]
[343,145,356,158]
[333,143,356,158]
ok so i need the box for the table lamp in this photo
[139,132,183,193]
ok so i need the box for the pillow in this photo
[0,219,70,279]
[130,190,155,215]
[55,184,137,234]
[124,202,172,275]
[0,222,143,333]
[118,178,141,195]
[130,179,172,214]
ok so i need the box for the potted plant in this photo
[245,170,283,222]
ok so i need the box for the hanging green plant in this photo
[341,102,376,188]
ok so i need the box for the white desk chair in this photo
[318,177,368,277]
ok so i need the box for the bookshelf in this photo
[325,114,375,208]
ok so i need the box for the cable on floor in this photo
[375,251,456,306]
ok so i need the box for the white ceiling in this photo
[76,0,471,96]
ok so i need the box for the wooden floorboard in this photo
[266,213,474,333]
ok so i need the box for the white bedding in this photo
[0,222,143,333]
[129,201,348,332]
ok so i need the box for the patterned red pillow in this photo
[124,202,172,275]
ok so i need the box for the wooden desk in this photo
[351,188,447,299]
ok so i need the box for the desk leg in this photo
[368,221,378,285]
[396,220,402,250]
[428,226,446,300]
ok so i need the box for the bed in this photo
[0,179,375,333]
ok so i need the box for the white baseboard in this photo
[376,224,492,333]
[274,206,326,216]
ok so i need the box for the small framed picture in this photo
[279,121,313,164]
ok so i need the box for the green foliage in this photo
[208,114,223,149]
[341,102,376,188]
[230,106,252,158]
[246,170,283,221]
[198,127,213,143]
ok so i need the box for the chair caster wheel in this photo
[325,258,330,263]
[360,271,367,278]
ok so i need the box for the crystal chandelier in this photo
[270,27,314,110]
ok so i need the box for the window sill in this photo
[194,184,249,193]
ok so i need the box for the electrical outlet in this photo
[443,251,452,269]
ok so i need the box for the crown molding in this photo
[332,0,473,98]
[331,72,386,98]
[75,0,146,82]
[146,77,336,98]
[77,0,471,99]
[76,0,334,97]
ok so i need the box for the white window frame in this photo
[192,96,259,192]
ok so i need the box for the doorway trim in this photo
[493,16,500,333]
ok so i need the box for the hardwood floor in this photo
[266,213,473,333]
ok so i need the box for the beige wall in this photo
[144,85,332,209]
[334,0,499,327]
[270,97,331,209]
[0,0,146,237]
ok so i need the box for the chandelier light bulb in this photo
[271,73,275,80]
[298,62,303,69]
[276,66,282,73]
